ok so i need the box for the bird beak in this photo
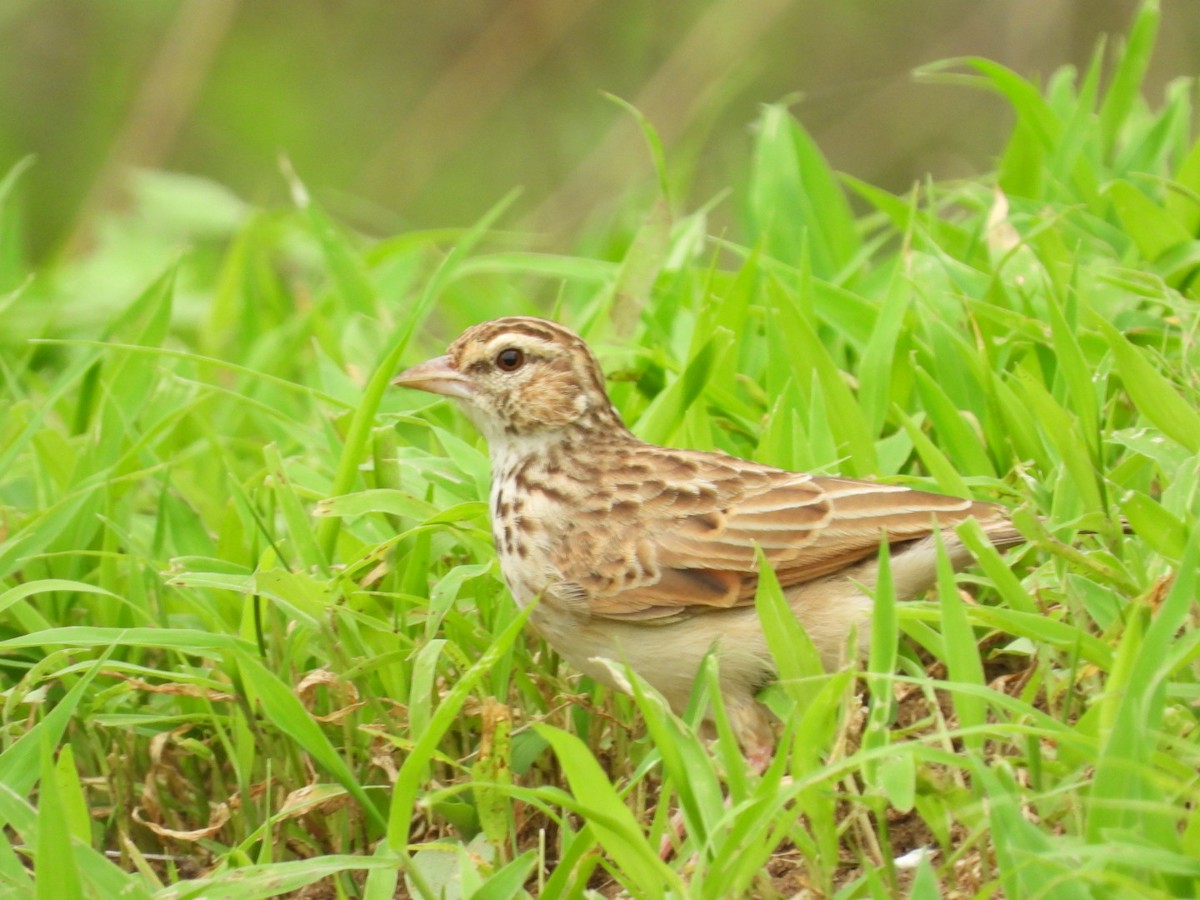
[392,355,473,400]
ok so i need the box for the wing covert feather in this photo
[580,455,1015,621]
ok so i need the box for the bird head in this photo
[393,316,626,443]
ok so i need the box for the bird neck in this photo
[486,414,633,480]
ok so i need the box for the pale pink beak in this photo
[391,355,474,400]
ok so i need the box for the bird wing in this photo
[577,451,1019,621]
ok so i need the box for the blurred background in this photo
[3,0,1197,264]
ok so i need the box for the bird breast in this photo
[489,454,576,608]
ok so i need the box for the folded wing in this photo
[580,456,1020,621]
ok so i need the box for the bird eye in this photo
[495,348,525,372]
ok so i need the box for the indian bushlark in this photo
[394,316,1023,766]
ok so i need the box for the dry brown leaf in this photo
[106,672,235,702]
[985,186,1021,253]
[360,560,390,588]
[296,668,359,704]
[313,701,368,724]
[140,724,199,818]
[278,784,351,821]
[371,750,400,784]
[295,668,364,725]
[225,781,269,810]
[134,802,230,842]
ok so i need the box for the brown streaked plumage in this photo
[394,316,1024,767]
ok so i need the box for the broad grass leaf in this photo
[1095,316,1200,453]
[387,604,534,848]
[895,408,971,498]
[956,519,1037,615]
[607,198,671,339]
[234,650,385,829]
[1087,529,1199,848]
[857,270,911,438]
[601,92,671,207]
[53,745,91,846]
[634,328,730,446]
[0,580,120,619]
[1166,134,1200,233]
[168,856,404,898]
[862,541,896,783]
[976,762,1092,900]
[535,725,682,900]
[318,189,518,559]
[620,661,724,856]
[36,739,81,900]
[1120,489,1187,560]
[1098,0,1160,152]
[876,752,916,813]
[1045,289,1101,459]
[748,105,860,279]
[1107,180,1191,261]
[264,443,328,574]
[0,648,112,798]
[754,547,824,707]
[968,606,1112,670]
[934,531,986,753]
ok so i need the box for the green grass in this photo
[3,2,1200,896]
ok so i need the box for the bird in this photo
[392,316,1025,769]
